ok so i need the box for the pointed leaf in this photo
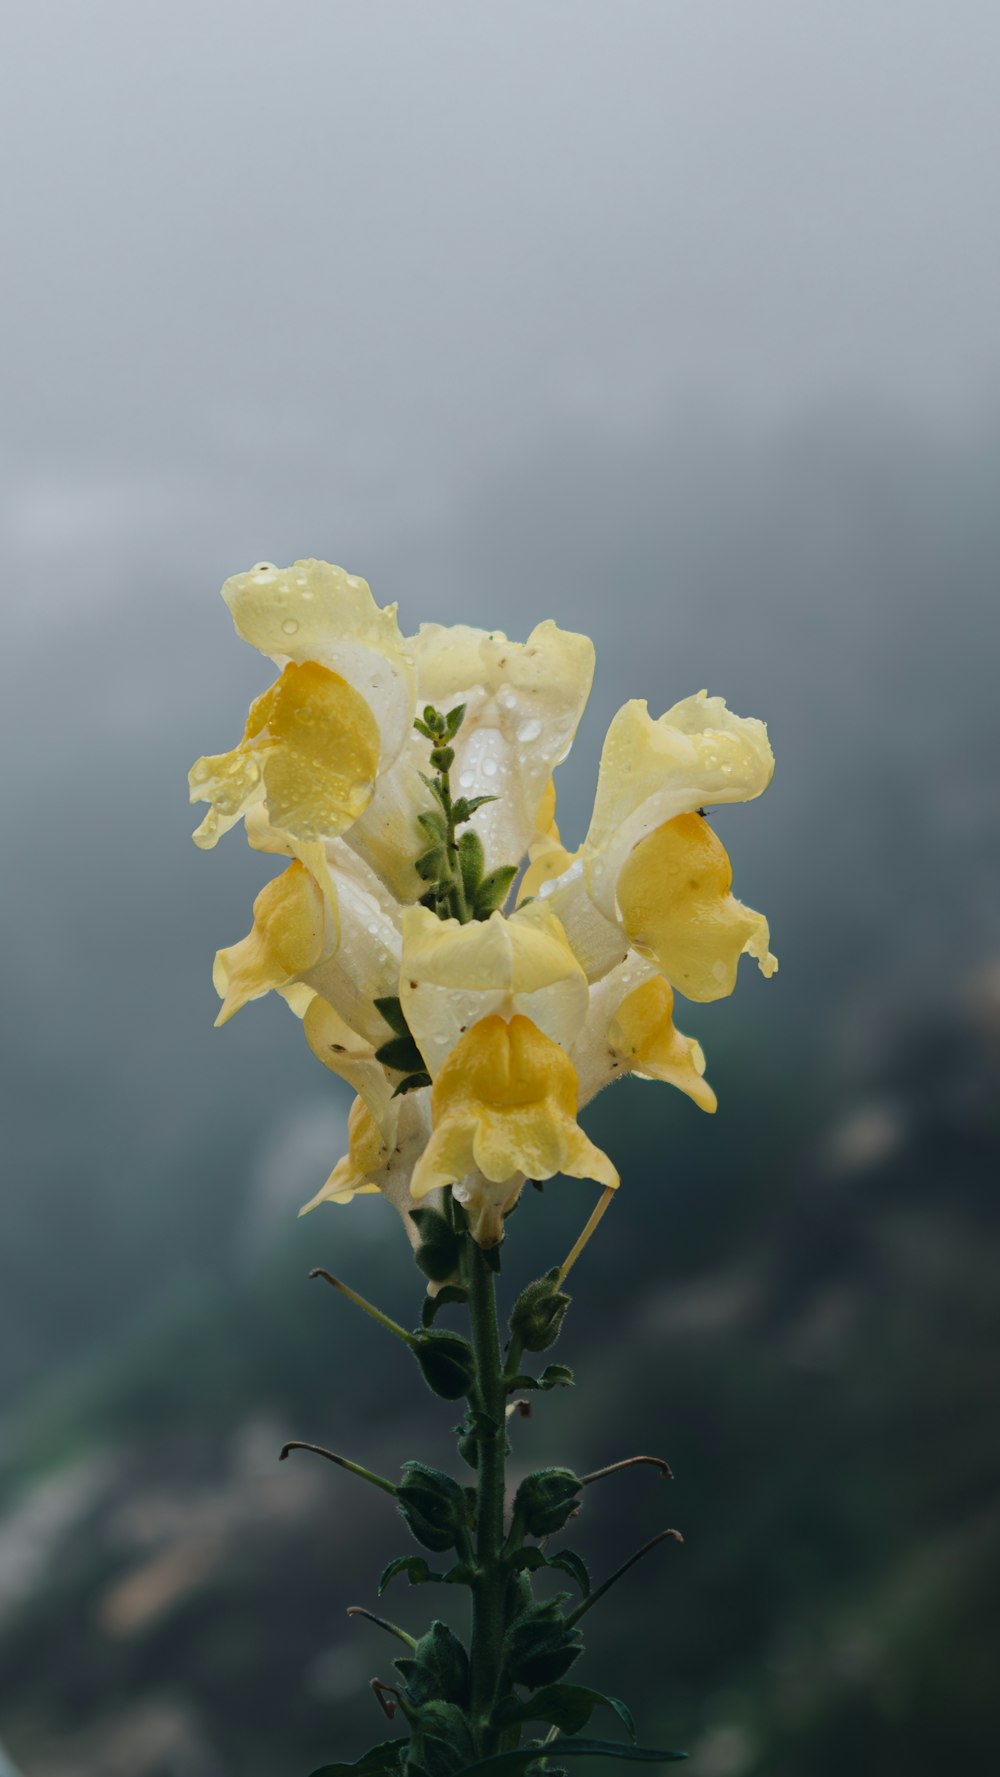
[375,1034,426,1074]
[421,1284,469,1327]
[377,1555,441,1596]
[374,995,410,1038]
[496,1684,636,1740]
[444,703,467,736]
[458,827,485,899]
[473,864,518,918]
[392,1070,432,1096]
[547,1549,591,1596]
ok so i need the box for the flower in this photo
[410,1015,618,1246]
[192,559,776,1248]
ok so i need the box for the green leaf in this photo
[421,1284,469,1327]
[451,793,497,824]
[506,1545,547,1574]
[410,1208,463,1283]
[429,745,455,771]
[412,1330,476,1400]
[374,995,410,1038]
[503,1594,583,1687]
[308,1737,408,1776]
[397,1621,470,1708]
[377,1554,442,1595]
[415,846,449,882]
[474,864,518,918]
[397,1462,471,1553]
[419,772,449,809]
[454,1739,688,1774]
[538,1364,574,1389]
[458,827,485,899]
[393,1070,432,1096]
[547,1549,591,1596]
[375,1034,427,1074]
[496,1684,636,1741]
[442,1560,477,1585]
[417,808,449,846]
[444,703,467,737]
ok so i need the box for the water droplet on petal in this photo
[482,758,498,778]
[458,770,475,790]
[517,718,542,743]
[282,618,300,635]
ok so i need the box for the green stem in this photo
[466,1236,508,1750]
[440,766,470,922]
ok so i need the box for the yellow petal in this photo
[298,842,403,1048]
[411,1015,618,1229]
[299,1095,386,1212]
[302,994,397,1136]
[222,559,417,765]
[617,813,777,1002]
[585,692,774,919]
[608,976,717,1112]
[190,660,381,851]
[399,901,589,1077]
[212,861,326,1025]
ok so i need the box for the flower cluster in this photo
[191,559,776,1249]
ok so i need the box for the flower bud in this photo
[512,1466,582,1537]
[397,1461,472,1553]
[508,1269,571,1353]
[411,1330,476,1401]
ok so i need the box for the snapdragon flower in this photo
[191,558,775,1248]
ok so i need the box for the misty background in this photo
[1,5,998,1774]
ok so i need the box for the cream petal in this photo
[537,856,629,984]
[569,953,657,1108]
[584,692,774,918]
[297,841,403,1047]
[399,901,589,1078]
[410,619,595,873]
[222,559,418,766]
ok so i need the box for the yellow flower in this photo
[517,777,578,903]
[616,813,776,1001]
[221,559,417,764]
[345,620,594,901]
[299,1091,443,1259]
[212,859,330,1026]
[399,899,589,1078]
[189,659,380,852]
[539,690,776,990]
[607,976,717,1112]
[410,1015,618,1245]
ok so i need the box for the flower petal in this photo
[302,994,398,1136]
[298,841,403,1047]
[411,1014,618,1243]
[584,692,774,918]
[616,813,777,1001]
[212,861,328,1026]
[399,901,589,1077]
[221,559,417,766]
[607,976,717,1112]
[190,661,381,851]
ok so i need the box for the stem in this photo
[278,1441,398,1497]
[440,763,470,923]
[309,1268,418,1348]
[566,1526,684,1627]
[466,1236,508,1750]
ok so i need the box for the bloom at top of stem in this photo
[410,1014,618,1246]
[192,555,778,1248]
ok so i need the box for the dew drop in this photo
[482,758,499,778]
[458,770,475,790]
[282,618,300,636]
[517,718,542,744]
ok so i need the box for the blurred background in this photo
[2,3,999,1773]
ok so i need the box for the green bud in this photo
[513,1466,582,1537]
[397,1462,471,1553]
[503,1596,583,1688]
[429,745,455,771]
[458,827,485,900]
[508,1269,571,1353]
[397,1620,470,1708]
[412,1330,476,1400]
